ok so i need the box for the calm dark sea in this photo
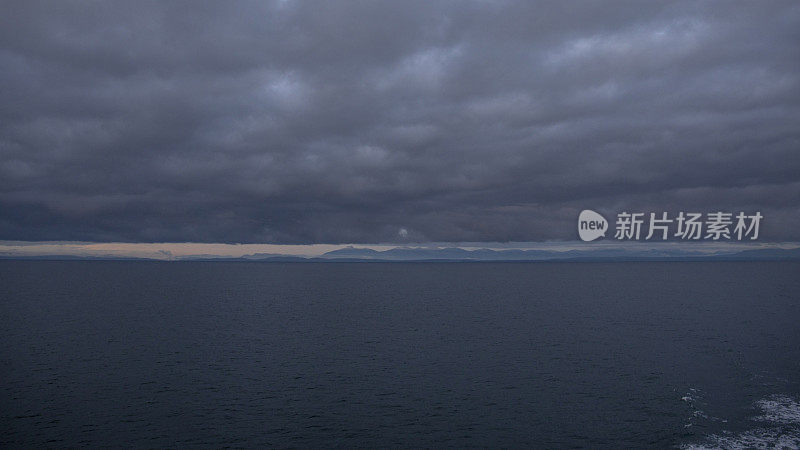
[1,261,799,448]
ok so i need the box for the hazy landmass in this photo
[3,246,799,262]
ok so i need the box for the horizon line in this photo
[1,240,799,261]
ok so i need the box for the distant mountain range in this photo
[315,246,800,262]
[3,246,799,261]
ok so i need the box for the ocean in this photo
[1,261,799,448]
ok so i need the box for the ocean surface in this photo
[1,261,799,448]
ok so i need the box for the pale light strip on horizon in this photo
[1,240,798,260]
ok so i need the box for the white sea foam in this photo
[681,394,800,450]
[754,395,800,425]
[682,388,716,429]
[682,428,800,449]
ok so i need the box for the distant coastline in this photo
[3,246,799,263]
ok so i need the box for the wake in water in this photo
[682,394,800,449]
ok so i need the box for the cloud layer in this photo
[1,1,799,243]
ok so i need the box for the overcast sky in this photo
[1,1,799,244]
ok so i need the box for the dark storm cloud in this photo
[1,1,799,243]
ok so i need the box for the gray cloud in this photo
[1,1,799,243]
